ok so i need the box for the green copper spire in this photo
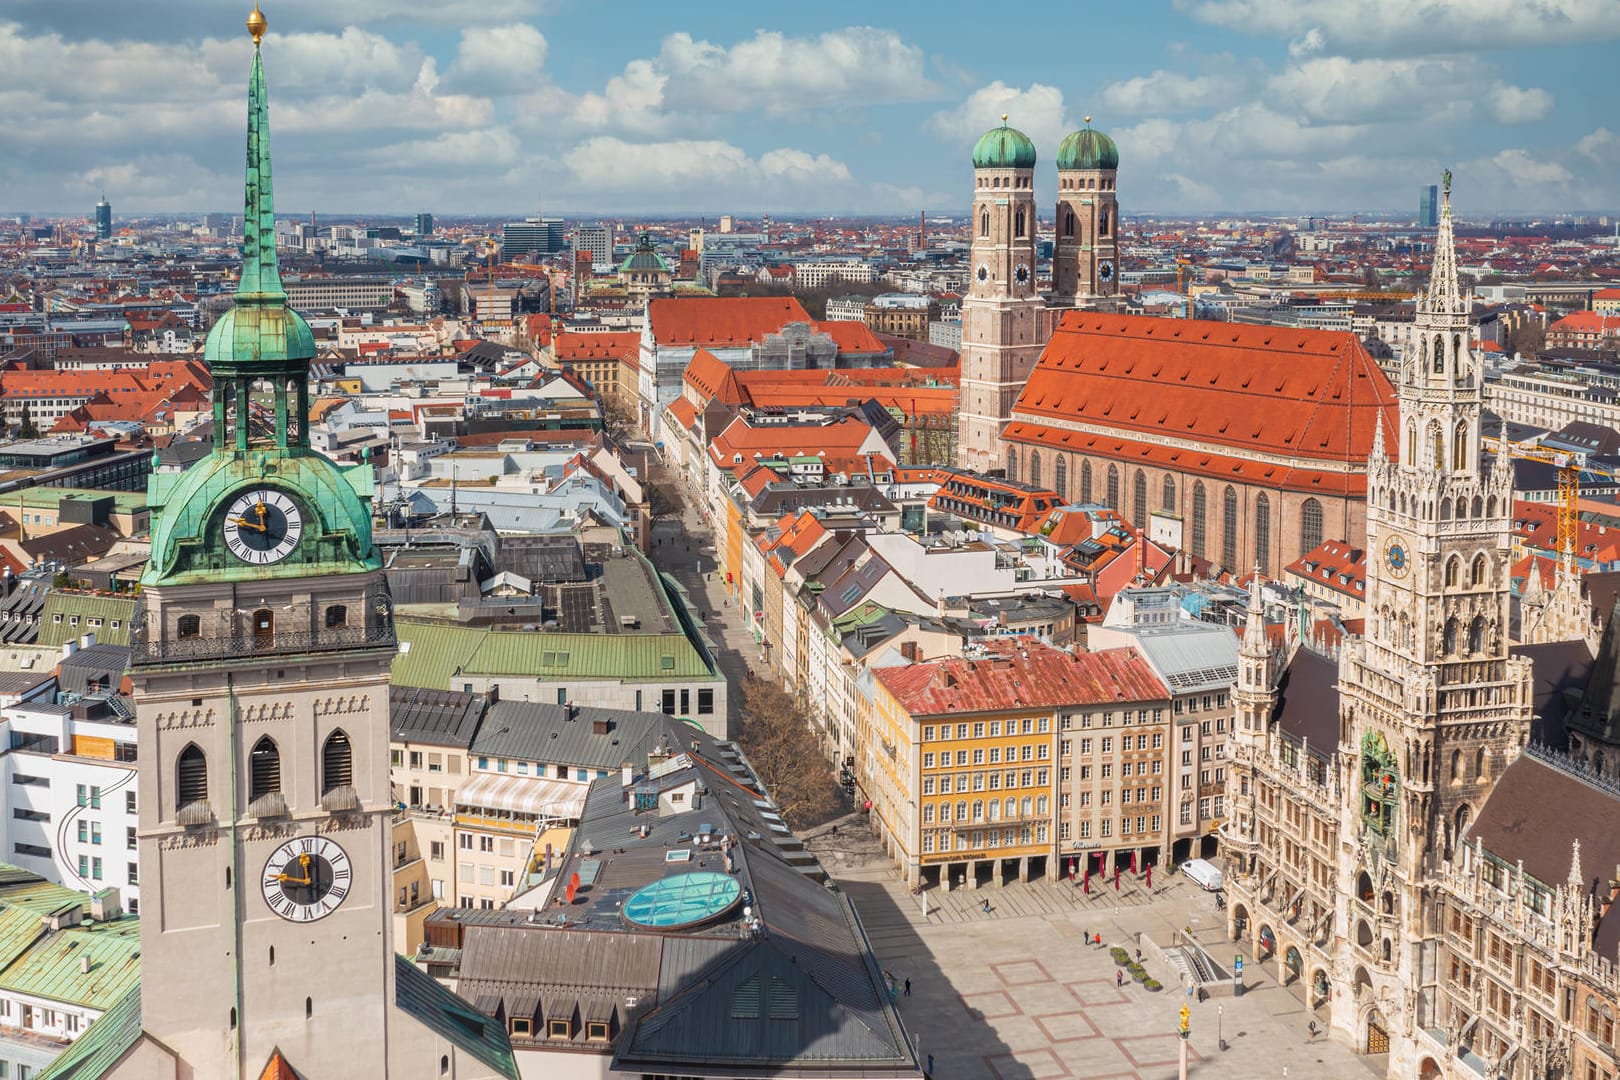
[203,10,315,453]
[237,45,284,301]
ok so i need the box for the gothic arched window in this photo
[1254,494,1271,569]
[1445,556,1461,587]
[1443,618,1458,654]
[1100,207,1111,237]
[1080,460,1093,503]
[1162,475,1176,512]
[1407,424,1417,466]
[1015,208,1027,239]
[1132,471,1148,528]
[1106,464,1120,511]
[1063,209,1076,237]
[1467,617,1485,654]
[1005,449,1017,484]
[177,744,208,813]
[1191,482,1207,559]
[1433,335,1445,374]
[1222,487,1239,568]
[1430,421,1445,469]
[1470,554,1488,587]
[321,730,353,794]
[249,737,281,802]
[1053,457,1067,501]
[1029,450,1041,489]
[980,208,989,237]
[1300,498,1323,554]
[1453,422,1468,471]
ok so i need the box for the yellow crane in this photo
[1514,445,1584,564]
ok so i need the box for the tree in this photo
[17,404,37,440]
[735,674,838,830]
[1504,319,1545,359]
[646,482,682,520]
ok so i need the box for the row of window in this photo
[925,796,1051,824]
[923,744,1047,768]
[919,824,1047,852]
[921,768,1048,795]
[198,731,353,810]
[923,718,1051,741]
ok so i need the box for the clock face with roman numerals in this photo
[261,836,351,922]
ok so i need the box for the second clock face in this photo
[1098,259,1115,282]
[1383,534,1410,578]
[262,836,351,922]
[222,488,303,565]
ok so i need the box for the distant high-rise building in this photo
[414,211,434,236]
[575,223,613,273]
[1419,183,1438,228]
[501,217,564,260]
[94,195,111,240]
[718,214,734,234]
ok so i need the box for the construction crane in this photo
[1514,445,1585,564]
[1175,256,1193,294]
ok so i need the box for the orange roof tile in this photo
[1008,314,1396,481]
[554,330,639,361]
[811,320,888,355]
[875,639,1168,717]
[648,296,812,347]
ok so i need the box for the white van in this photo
[1180,858,1223,892]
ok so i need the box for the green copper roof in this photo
[203,44,314,370]
[36,985,141,1080]
[620,232,672,274]
[972,121,1037,169]
[1057,125,1119,171]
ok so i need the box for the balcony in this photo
[132,623,397,666]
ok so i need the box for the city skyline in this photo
[3,0,1619,217]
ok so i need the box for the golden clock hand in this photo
[232,516,267,532]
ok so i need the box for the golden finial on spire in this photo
[1084,116,1093,126]
[247,3,267,45]
[1000,113,1009,124]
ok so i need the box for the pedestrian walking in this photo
[1116,970,1124,988]
[904,978,911,997]
[1094,933,1102,947]
[981,898,990,914]
[927,1053,934,1076]
[1136,949,1142,963]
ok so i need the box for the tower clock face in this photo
[1098,259,1115,283]
[975,264,990,284]
[222,488,303,565]
[1382,534,1410,579]
[1014,263,1030,285]
[261,836,351,922]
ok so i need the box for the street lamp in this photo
[1218,1004,1225,1051]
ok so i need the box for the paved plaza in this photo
[810,825,1378,1080]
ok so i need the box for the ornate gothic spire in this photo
[236,25,285,303]
[1420,169,1464,319]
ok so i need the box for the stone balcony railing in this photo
[131,623,396,666]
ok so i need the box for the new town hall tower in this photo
[1223,176,1540,1078]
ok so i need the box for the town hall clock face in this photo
[261,836,351,922]
[1382,534,1410,579]
[221,488,304,565]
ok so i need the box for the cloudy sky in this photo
[2,0,1616,217]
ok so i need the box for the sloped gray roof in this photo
[471,701,669,769]
[390,685,487,748]
[394,954,519,1078]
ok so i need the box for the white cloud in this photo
[444,24,548,94]
[1175,0,1620,55]
[1577,127,1620,166]
[1267,57,1470,124]
[656,27,938,114]
[1489,84,1553,124]
[1485,147,1574,188]
[561,136,853,196]
[927,81,1073,154]
[1099,69,1245,115]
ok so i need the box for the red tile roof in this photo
[875,639,1169,717]
[647,296,812,347]
[929,470,1061,534]
[682,348,744,406]
[664,395,698,435]
[811,320,888,355]
[1512,499,1620,562]
[553,330,639,361]
[1284,540,1367,598]
[1006,313,1397,489]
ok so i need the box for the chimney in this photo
[61,640,78,660]
[566,702,577,721]
[80,632,95,650]
[80,955,91,975]
[621,761,634,787]
[900,640,919,662]
[592,717,611,736]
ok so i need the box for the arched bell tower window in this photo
[1063,209,1075,237]
[979,208,989,237]
[1099,207,1111,236]
[177,614,201,640]
[176,744,208,813]
[1445,556,1460,587]
[1014,208,1027,239]
[1467,617,1485,654]
[1453,422,1468,471]
[249,737,281,802]
[321,730,353,794]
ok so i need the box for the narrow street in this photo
[645,459,767,691]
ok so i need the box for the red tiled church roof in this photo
[1005,314,1397,492]
[648,296,812,347]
